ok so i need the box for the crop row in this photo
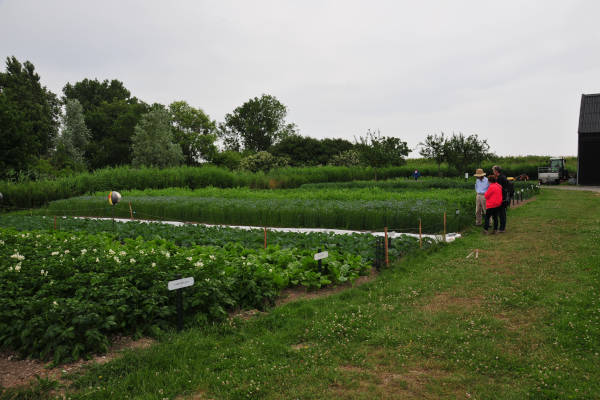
[37,195,473,233]
[300,177,540,191]
[0,227,373,362]
[0,165,427,209]
[0,216,438,262]
[0,162,550,209]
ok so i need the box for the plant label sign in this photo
[314,251,328,261]
[168,277,194,291]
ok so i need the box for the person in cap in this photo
[474,168,488,225]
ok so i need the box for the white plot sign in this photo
[314,251,329,261]
[168,277,195,291]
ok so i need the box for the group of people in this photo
[474,166,510,234]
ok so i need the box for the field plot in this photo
[0,179,537,368]
[30,182,537,233]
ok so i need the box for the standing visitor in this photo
[412,169,421,180]
[474,168,488,226]
[492,165,509,233]
[483,175,502,234]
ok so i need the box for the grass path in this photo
[4,189,600,399]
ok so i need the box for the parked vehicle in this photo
[538,158,569,184]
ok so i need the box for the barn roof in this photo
[579,93,600,134]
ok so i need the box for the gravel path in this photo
[542,185,600,193]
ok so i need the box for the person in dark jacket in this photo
[492,165,509,233]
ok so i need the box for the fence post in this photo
[384,227,389,267]
[419,219,422,249]
[129,201,134,220]
[443,212,447,242]
[54,215,57,231]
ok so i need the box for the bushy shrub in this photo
[239,151,290,172]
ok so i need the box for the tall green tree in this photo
[131,107,183,168]
[221,94,296,152]
[419,132,447,173]
[269,135,355,166]
[443,133,491,173]
[62,78,148,169]
[169,101,217,164]
[0,56,60,177]
[357,130,410,168]
[52,98,91,170]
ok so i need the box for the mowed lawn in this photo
[7,188,600,399]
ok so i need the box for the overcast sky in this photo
[1,0,599,157]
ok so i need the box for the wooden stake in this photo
[264,227,267,249]
[129,201,134,220]
[54,215,57,231]
[384,227,389,267]
[443,212,447,242]
[419,218,422,249]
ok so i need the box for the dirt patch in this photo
[420,292,484,313]
[0,337,154,389]
[331,361,456,399]
[229,308,265,321]
[275,268,378,307]
[495,309,540,332]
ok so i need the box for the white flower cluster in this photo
[9,262,21,272]
[10,252,25,261]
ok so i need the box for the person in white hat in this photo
[474,168,488,225]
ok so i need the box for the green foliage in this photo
[269,135,355,166]
[419,132,492,173]
[0,161,548,209]
[444,132,491,172]
[221,94,296,152]
[52,99,90,171]
[418,132,446,171]
[131,107,183,168]
[239,151,289,172]
[62,78,149,169]
[210,150,243,170]
[0,56,60,178]
[357,130,410,168]
[0,216,436,263]
[169,101,218,165]
[301,176,539,191]
[328,149,361,167]
[38,186,482,232]
[0,227,371,362]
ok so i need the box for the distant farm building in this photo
[577,94,600,185]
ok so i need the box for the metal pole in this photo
[318,248,322,272]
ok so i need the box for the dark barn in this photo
[577,94,600,185]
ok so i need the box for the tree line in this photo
[0,56,492,180]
